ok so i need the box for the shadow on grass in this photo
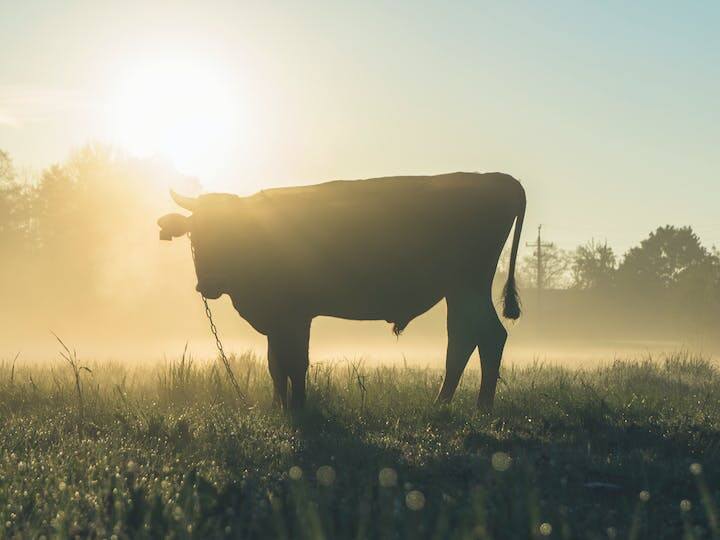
[274,392,720,540]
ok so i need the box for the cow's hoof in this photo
[475,399,494,414]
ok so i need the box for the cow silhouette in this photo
[158,172,525,411]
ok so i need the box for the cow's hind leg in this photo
[476,300,507,412]
[435,291,481,404]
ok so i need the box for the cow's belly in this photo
[226,250,485,334]
[311,278,445,330]
[229,276,445,335]
[229,294,444,337]
[318,292,443,319]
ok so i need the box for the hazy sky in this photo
[1,0,718,253]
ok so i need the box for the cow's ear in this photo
[158,213,191,241]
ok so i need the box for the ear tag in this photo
[159,229,173,241]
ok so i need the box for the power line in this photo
[526,225,554,293]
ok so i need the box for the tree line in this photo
[2,145,719,341]
[0,145,197,327]
[512,225,720,340]
[518,226,720,297]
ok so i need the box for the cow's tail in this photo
[502,186,526,320]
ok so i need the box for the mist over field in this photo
[1,146,718,367]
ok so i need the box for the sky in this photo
[0,0,718,254]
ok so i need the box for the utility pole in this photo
[526,225,554,307]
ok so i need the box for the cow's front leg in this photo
[288,364,308,411]
[267,319,311,412]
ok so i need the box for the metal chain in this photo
[190,238,246,403]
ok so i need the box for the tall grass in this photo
[0,350,718,538]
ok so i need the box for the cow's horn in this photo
[170,190,198,212]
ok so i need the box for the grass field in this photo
[1,350,718,539]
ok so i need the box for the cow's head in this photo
[158,191,236,299]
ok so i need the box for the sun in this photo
[107,59,240,180]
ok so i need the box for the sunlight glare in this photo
[108,59,240,180]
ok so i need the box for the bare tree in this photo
[520,245,571,289]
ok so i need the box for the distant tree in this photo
[520,245,571,289]
[571,240,616,289]
[33,146,142,297]
[35,164,77,248]
[673,253,720,300]
[0,150,37,304]
[618,226,714,290]
[0,149,32,245]
[0,151,16,231]
[0,149,14,185]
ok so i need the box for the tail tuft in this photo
[501,180,525,320]
[502,275,521,319]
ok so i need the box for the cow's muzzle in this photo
[196,283,222,300]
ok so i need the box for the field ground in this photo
[1,350,719,539]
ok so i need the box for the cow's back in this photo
[219,172,522,322]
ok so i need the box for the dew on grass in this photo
[379,467,398,488]
[680,499,692,512]
[406,490,425,511]
[539,522,552,536]
[639,490,650,502]
[690,463,702,476]
[492,452,512,472]
[289,466,303,481]
[317,465,336,487]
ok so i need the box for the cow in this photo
[158,172,525,411]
